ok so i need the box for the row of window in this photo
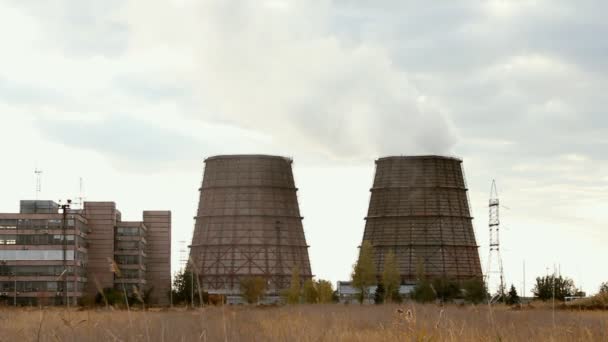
[115,255,145,265]
[0,281,85,292]
[0,234,86,246]
[0,218,85,230]
[116,227,143,237]
[0,250,87,262]
[116,269,143,279]
[116,240,145,251]
[0,265,86,277]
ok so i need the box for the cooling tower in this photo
[362,156,482,283]
[189,155,312,297]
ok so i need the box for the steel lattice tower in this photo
[189,155,312,297]
[361,156,483,283]
[485,180,505,300]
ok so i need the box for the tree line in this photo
[170,242,606,306]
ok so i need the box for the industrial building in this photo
[360,156,483,284]
[0,200,171,306]
[189,155,312,303]
[336,281,414,304]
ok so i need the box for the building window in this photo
[0,250,75,261]
[116,227,140,236]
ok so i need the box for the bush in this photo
[463,278,486,304]
[412,280,436,303]
[374,282,385,304]
[240,277,267,304]
[302,279,318,304]
[433,278,461,302]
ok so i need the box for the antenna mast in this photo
[486,180,505,303]
[75,177,86,209]
[35,168,43,199]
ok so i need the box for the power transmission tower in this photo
[485,180,505,303]
[179,240,189,272]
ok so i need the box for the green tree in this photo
[302,279,318,303]
[433,278,461,302]
[286,267,301,304]
[351,240,377,304]
[599,282,608,295]
[374,282,385,304]
[463,278,486,304]
[382,251,401,303]
[240,277,267,304]
[411,260,436,303]
[505,284,520,305]
[316,280,334,304]
[412,281,436,303]
[533,275,576,301]
[171,269,208,306]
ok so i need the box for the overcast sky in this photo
[0,0,606,295]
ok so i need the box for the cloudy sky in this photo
[1,0,606,295]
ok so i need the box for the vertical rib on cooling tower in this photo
[189,155,312,295]
[362,155,483,283]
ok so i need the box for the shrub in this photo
[374,282,385,304]
[505,284,520,305]
[463,278,486,304]
[433,278,461,302]
[412,280,436,303]
[302,279,318,304]
[240,277,267,304]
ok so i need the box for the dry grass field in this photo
[0,304,606,341]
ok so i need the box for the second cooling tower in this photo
[189,155,312,298]
[362,155,483,282]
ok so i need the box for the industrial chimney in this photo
[361,155,483,283]
[189,155,313,302]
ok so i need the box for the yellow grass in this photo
[0,304,606,341]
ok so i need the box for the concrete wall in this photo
[83,202,117,298]
[143,211,171,305]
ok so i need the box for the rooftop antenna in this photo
[485,179,505,304]
[75,177,86,209]
[35,168,43,200]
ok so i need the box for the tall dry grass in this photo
[0,304,606,341]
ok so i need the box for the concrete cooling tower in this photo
[189,155,312,300]
[362,156,482,283]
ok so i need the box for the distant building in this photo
[336,281,414,304]
[0,200,171,306]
